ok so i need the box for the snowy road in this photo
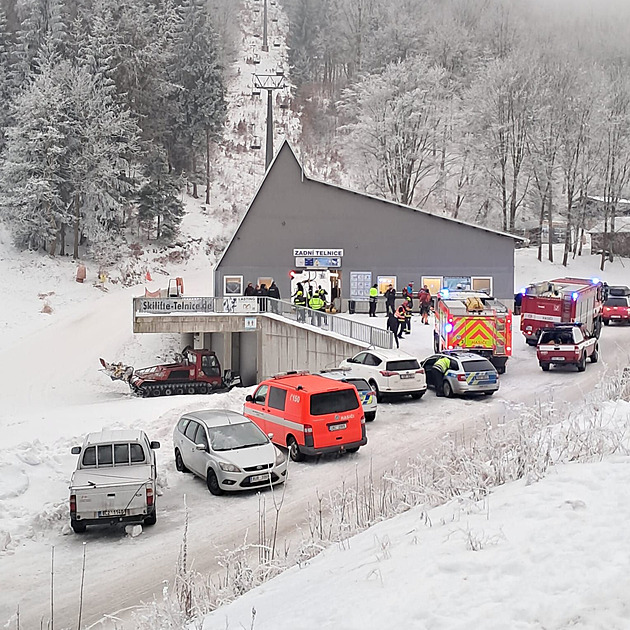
[1,299,628,629]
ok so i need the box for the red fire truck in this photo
[433,291,512,373]
[519,277,605,346]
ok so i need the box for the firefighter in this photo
[403,296,413,334]
[294,282,307,323]
[369,283,378,317]
[394,304,407,339]
[432,355,451,397]
[317,284,328,305]
[309,290,325,326]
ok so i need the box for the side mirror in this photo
[71,446,81,455]
[267,432,274,440]
[150,441,161,450]
[195,443,207,451]
[245,394,253,402]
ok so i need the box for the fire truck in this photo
[433,291,512,373]
[519,277,605,346]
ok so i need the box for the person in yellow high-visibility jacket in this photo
[433,355,451,397]
[309,292,325,326]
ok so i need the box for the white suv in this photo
[339,349,426,401]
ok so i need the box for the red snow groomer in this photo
[520,277,606,346]
[99,346,240,397]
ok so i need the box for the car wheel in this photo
[206,469,224,495]
[144,509,157,526]
[174,449,189,473]
[287,436,304,462]
[175,387,184,396]
[364,411,376,422]
[443,380,454,398]
[590,345,599,363]
[410,391,425,400]
[540,362,550,372]
[198,385,208,394]
[164,387,173,396]
[497,365,506,375]
[369,380,383,403]
[577,353,587,372]
[71,521,86,534]
[186,386,196,395]
[433,332,439,353]
[346,447,360,453]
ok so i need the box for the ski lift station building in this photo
[134,141,522,386]
[214,141,522,307]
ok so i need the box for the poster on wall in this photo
[377,276,396,295]
[223,275,243,296]
[350,271,372,302]
[443,276,471,291]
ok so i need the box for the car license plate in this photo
[98,509,125,517]
[329,423,347,432]
[250,473,269,483]
[400,373,414,379]
[612,315,620,318]
[555,357,565,361]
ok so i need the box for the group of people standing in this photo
[292,282,329,325]
[244,281,281,312]
[379,282,434,348]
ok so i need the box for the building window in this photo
[443,276,471,291]
[224,275,243,296]
[377,276,396,294]
[472,277,493,295]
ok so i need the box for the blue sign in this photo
[295,256,341,268]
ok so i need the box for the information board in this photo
[349,271,372,302]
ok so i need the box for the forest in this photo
[282,0,630,267]
[1,0,629,269]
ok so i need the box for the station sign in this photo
[293,249,344,257]
[295,256,341,268]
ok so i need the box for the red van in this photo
[243,373,367,461]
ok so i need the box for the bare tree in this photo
[339,55,451,207]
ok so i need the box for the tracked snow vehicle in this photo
[100,346,240,397]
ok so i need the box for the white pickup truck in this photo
[69,429,160,533]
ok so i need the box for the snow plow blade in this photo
[99,358,135,383]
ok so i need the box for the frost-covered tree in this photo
[172,0,226,198]
[464,54,535,232]
[340,55,450,207]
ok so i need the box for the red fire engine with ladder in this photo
[434,291,512,373]
[519,277,605,346]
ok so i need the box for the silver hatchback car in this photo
[421,351,499,397]
[173,409,287,495]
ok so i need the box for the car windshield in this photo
[310,390,359,416]
[344,378,371,392]
[208,422,268,451]
[605,297,628,307]
[386,359,419,371]
[539,330,573,345]
[461,359,495,372]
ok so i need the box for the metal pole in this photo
[262,0,269,52]
[265,88,273,170]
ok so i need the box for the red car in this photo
[603,296,630,326]
[537,323,599,372]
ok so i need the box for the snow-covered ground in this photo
[2,3,630,629]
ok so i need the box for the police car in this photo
[421,351,499,397]
[317,368,378,421]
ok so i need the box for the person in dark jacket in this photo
[268,281,280,313]
[385,284,396,317]
[387,310,400,348]
[394,304,406,339]
[257,283,269,312]
[244,282,256,296]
